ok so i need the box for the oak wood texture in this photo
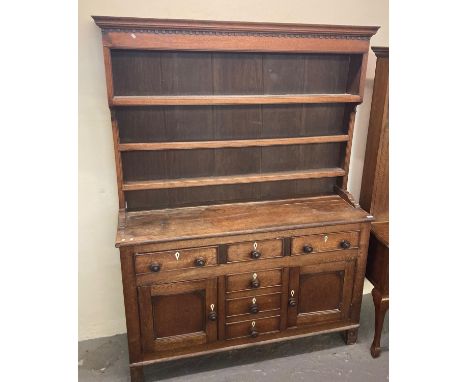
[134,247,217,274]
[360,46,389,358]
[93,16,378,381]
[111,94,361,106]
[226,239,283,263]
[119,135,349,151]
[122,168,346,191]
[116,196,371,247]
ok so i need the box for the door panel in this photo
[287,260,355,328]
[138,278,217,353]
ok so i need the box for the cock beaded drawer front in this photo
[94,15,378,382]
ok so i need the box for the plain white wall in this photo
[78,0,388,341]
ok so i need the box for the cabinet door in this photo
[287,260,355,327]
[138,278,218,353]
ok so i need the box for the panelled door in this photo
[287,260,355,328]
[138,278,218,353]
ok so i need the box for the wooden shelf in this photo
[112,94,361,106]
[122,168,345,191]
[119,135,349,151]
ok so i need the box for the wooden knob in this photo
[249,326,259,338]
[303,245,313,253]
[194,257,206,267]
[288,298,297,307]
[249,303,260,314]
[149,263,161,272]
[251,250,261,259]
[208,311,217,321]
[340,240,351,249]
[251,277,260,288]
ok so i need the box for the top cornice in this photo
[92,16,380,41]
[372,46,389,57]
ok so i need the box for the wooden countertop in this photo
[116,195,373,247]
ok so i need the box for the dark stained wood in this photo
[93,16,378,381]
[360,47,389,358]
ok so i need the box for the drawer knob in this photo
[340,240,351,249]
[249,303,260,314]
[149,263,161,272]
[249,321,259,338]
[303,245,313,253]
[251,250,261,259]
[194,257,206,267]
[251,273,260,288]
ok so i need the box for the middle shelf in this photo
[122,168,345,191]
[118,135,349,151]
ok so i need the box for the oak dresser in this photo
[93,16,379,381]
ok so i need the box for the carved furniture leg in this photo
[130,366,144,382]
[371,287,389,358]
[343,328,358,345]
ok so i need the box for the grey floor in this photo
[79,293,388,381]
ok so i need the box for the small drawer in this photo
[291,231,359,255]
[227,239,283,262]
[226,316,280,340]
[134,247,217,274]
[226,293,281,317]
[226,269,282,292]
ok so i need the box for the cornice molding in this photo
[92,16,379,41]
[372,46,389,57]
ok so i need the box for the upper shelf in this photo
[111,94,362,106]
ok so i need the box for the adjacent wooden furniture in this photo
[360,46,389,358]
[93,16,379,381]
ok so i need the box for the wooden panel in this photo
[160,52,213,94]
[116,104,349,144]
[134,247,217,274]
[227,239,283,263]
[213,53,263,94]
[303,54,350,94]
[298,272,343,313]
[225,315,281,340]
[152,292,205,338]
[226,269,282,292]
[291,231,360,254]
[226,293,282,317]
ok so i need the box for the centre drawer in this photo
[226,292,282,317]
[291,231,359,255]
[134,247,217,274]
[227,239,283,262]
[226,268,282,292]
[225,315,281,340]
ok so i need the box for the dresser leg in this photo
[370,287,389,358]
[130,366,144,382]
[343,328,358,345]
